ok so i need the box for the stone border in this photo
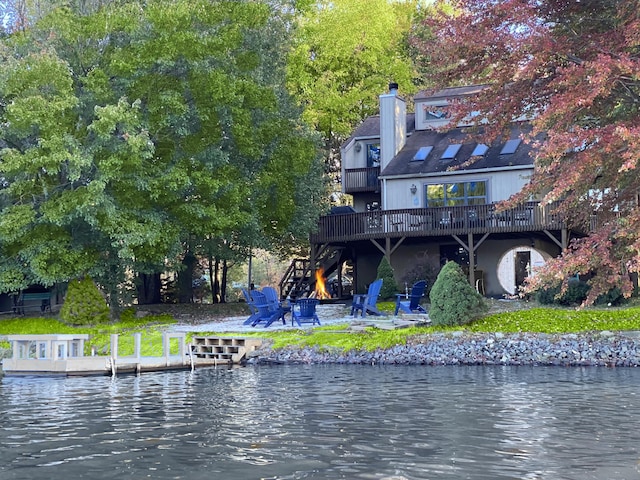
[247,330,640,367]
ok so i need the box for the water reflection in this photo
[1,366,640,479]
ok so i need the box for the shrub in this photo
[377,256,399,300]
[535,279,590,306]
[399,252,439,299]
[429,261,487,327]
[60,277,110,325]
[595,287,625,306]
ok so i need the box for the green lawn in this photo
[2,304,640,356]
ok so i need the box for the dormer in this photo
[414,85,487,131]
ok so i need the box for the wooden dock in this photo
[1,333,262,376]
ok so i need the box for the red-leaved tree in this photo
[410,0,640,304]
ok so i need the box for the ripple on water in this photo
[1,365,640,479]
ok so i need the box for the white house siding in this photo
[383,168,533,210]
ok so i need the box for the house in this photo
[280,84,585,299]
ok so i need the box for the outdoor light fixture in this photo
[355,142,362,153]
[410,184,417,195]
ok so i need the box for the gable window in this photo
[426,180,487,207]
[367,143,380,167]
[424,107,449,121]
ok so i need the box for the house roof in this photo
[380,122,537,177]
[343,113,416,147]
[414,85,489,102]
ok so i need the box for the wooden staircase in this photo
[279,246,349,300]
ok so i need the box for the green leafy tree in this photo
[0,0,327,310]
[377,256,399,300]
[410,0,640,304]
[287,0,419,190]
[429,261,487,327]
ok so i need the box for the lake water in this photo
[1,365,639,480]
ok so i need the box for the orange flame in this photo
[314,268,331,300]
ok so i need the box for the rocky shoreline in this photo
[247,330,640,367]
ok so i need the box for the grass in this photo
[3,302,640,357]
[203,302,640,353]
[0,312,176,357]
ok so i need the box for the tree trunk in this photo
[207,254,215,304]
[177,251,196,303]
[137,272,162,304]
[220,259,228,303]
[213,258,220,304]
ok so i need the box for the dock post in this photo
[134,333,142,375]
[110,334,118,376]
[163,333,170,367]
[189,344,195,371]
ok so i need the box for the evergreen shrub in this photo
[377,256,399,300]
[60,277,110,325]
[429,261,487,326]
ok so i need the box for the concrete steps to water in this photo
[190,336,262,364]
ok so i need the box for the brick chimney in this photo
[379,82,406,171]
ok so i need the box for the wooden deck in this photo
[311,201,571,244]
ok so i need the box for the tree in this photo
[0,0,327,313]
[429,261,487,326]
[377,256,399,300]
[59,276,110,326]
[287,0,419,192]
[410,0,640,304]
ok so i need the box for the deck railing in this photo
[311,201,566,243]
[343,167,380,193]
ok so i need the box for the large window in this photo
[426,180,487,207]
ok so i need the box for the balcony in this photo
[343,167,380,193]
[311,202,569,244]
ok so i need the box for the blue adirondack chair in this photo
[291,298,320,326]
[241,288,262,325]
[350,278,383,317]
[262,286,290,323]
[394,280,428,315]
[250,290,287,328]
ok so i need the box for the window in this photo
[441,144,462,160]
[413,146,433,161]
[367,143,380,167]
[471,143,489,156]
[425,180,487,207]
[424,107,448,121]
[500,139,521,155]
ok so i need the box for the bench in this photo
[13,292,52,314]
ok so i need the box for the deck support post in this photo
[453,232,490,288]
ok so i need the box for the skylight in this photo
[441,144,462,160]
[500,139,521,155]
[413,146,433,161]
[471,143,489,156]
